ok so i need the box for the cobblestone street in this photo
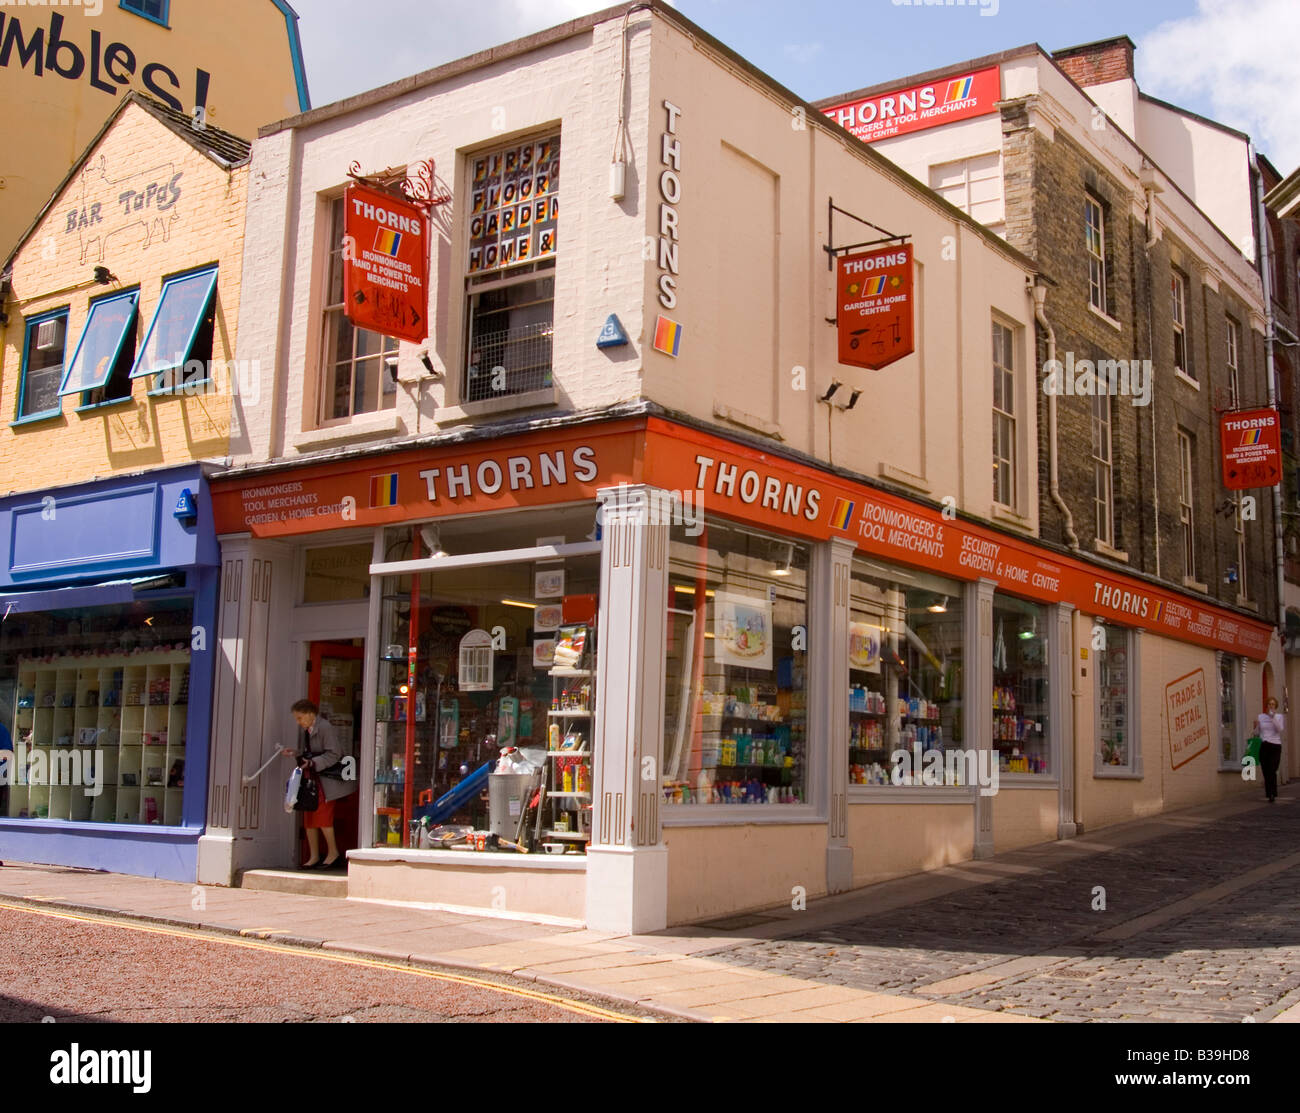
[706,797,1300,1021]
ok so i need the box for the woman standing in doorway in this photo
[1257,696,1285,803]
[282,699,357,868]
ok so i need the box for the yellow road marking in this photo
[0,900,644,1023]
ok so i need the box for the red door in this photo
[304,641,364,859]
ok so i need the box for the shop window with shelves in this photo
[848,559,964,787]
[1095,621,1139,774]
[2,596,193,825]
[372,511,598,853]
[662,520,809,807]
[991,594,1051,776]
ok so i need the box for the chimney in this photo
[1052,36,1136,88]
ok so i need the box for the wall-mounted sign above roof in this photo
[837,244,914,370]
[823,66,1001,143]
[343,183,430,344]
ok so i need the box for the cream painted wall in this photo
[846,801,974,889]
[991,789,1059,851]
[664,823,827,924]
[642,17,1038,529]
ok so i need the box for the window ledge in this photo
[148,378,213,398]
[990,503,1032,532]
[1183,576,1209,593]
[995,776,1060,788]
[348,847,585,870]
[1235,594,1256,611]
[1088,303,1123,332]
[75,396,135,414]
[878,463,931,495]
[438,388,557,424]
[1093,539,1129,562]
[10,409,63,428]
[848,785,976,803]
[1174,369,1200,390]
[661,805,824,826]
[1094,768,1144,780]
[293,411,404,451]
[713,403,784,441]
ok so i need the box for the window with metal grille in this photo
[1226,316,1240,407]
[1172,269,1190,377]
[992,320,1016,507]
[463,134,559,403]
[319,197,398,423]
[1092,391,1114,546]
[1085,195,1106,313]
[1177,428,1196,579]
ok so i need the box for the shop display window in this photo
[302,543,373,603]
[0,595,194,825]
[849,559,964,787]
[662,520,809,807]
[373,510,598,852]
[1095,621,1137,773]
[991,594,1051,775]
[1218,654,1243,766]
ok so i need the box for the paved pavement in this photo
[1,787,1296,1023]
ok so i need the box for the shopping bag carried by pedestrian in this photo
[1245,734,1263,762]
[286,763,320,812]
[284,767,302,813]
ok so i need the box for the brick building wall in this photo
[1000,93,1277,624]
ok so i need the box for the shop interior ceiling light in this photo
[928,596,948,614]
[772,543,795,577]
[501,598,537,609]
[418,525,449,559]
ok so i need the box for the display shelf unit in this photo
[9,649,190,825]
[542,654,593,851]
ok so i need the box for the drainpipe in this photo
[1034,281,1080,551]
[1250,143,1285,637]
[1142,173,1162,579]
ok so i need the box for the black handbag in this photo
[294,762,321,812]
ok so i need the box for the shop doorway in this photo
[302,639,363,861]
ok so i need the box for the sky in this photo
[293,0,1300,171]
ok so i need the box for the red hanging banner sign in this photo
[1220,407,1281,490]
[342,183,431,344]
[837,244,915,370]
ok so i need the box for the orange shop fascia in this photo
[211,416,1273,661]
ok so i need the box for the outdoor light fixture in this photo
[819,381,842,403]
[93,266,118,285]
[418,525,449,559]
[843,389,862,411]
[420,351,443,380]
[385,354,400,384]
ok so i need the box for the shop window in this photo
[1095,621,1139,775]
[1172,269,1191,378]
[1218,654,1243,766]
[372,510,598,851]
[58,290,138,402]
[1092,392,1114,546]
[319,198,398,422]
[464,135,559,403]
[1085,194,1108,313]
[991,594,1050,775]
[992,318,1016,507]
[15,309,68,420]
[848,559,964,787]
[131,266,218,392]
[120,0,169,26]
[1177,428,1196,580]
[662,520,809,807]
[1,595,195,826]
[302,544,373,604]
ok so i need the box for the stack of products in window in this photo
[552,624,587,670]
[552,682,591,712]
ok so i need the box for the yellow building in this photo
[0,0,307,256]
[0,91,251,492]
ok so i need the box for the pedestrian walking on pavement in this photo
[1256,696,1284,803]
[281,699,356,868]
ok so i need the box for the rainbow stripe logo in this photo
[1240,428,1262,446]
[944,76,974,103]
[864,276,888,296]
[653,315,682,357]
[374,228,403,257]
[370,474,399,508]
[830,498,856,531]
[1153,600,1165,622]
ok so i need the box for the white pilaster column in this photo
[1053,602,1078,840]
[585,484,670,933]
[817,537,855,893]
[197,535,295,885]
[970,578,996,859]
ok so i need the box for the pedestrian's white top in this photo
[1257,711,1285,745]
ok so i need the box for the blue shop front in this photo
[0,465,219,880]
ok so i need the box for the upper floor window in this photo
[320,197,398,423]
[120,0,169,26]
[1177,427,1196,580]
[1085,194,1107,313]
[58,289,139,407]
[131,265,217,393]
[929,153,1004,234]
[464,135,559,403]
[1092,392,1114,547]
[1226,317,1241,408]
[15,310,68,421]
[1172,269,1191,378]
[992,319,1016,507]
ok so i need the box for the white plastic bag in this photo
[285,767,302,813]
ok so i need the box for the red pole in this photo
[404,527,421,840]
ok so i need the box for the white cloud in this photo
[295,0,613,109]
[1140,0,1300,170]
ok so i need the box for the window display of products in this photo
[1096,623,1130,768]
[662,520,809,807]
[991,594,1050,776]
[848,560,963,787]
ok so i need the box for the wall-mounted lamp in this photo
[819,381,841,403]
[93,266,118,285]
[419,351,443,380]
[418,525,449,559]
